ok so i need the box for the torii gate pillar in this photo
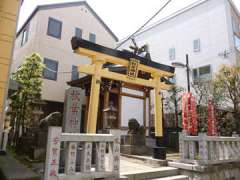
[154,75,163,136]
[86,60,104,133]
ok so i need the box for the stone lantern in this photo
[103,101,118,130]
[30,100,46,127]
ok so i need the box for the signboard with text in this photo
[63,87,84,133]
[127,58,139,79]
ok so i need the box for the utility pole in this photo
[186,54,191,92]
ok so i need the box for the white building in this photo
[118,0,240,90]
[12,1,118,115]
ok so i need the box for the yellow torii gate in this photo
[0,0,22,144]
[71,38,175,137]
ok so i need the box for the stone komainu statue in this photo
[39,112,62,131]
[128,118,145,135]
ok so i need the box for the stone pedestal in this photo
[18,127,48,160]
[121,134,152,155]
[153,147,166,159]
[19,112,62,160]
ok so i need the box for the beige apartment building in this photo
[12,1,118,115]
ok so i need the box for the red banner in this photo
[207,98,217,136]
[182,93,198,135]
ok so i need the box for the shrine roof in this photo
[67,75,91,88]
[71,37,175,74]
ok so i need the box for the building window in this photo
[193,39,200,52]
[43,58,58,81]
[89,33,96,43]
[234,35,240,50]
[192,65,211,83]
[75,28,82,38]
[71,65,79,80]
[169,48,175,60]
[21,26,29,46]
[199,65,210,76]
[47,17,62,39]
[193,69,198,79]
[232,17,239,34]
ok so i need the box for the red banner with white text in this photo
[207,98,217,136]
[182,93,198,135]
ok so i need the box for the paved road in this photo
[0,153,40,180]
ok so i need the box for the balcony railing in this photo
[179,132,240,165]
[192,75,212,85]
[44,127,120,180]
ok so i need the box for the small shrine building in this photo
[67,37,175,137]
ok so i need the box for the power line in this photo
[115,0,173,50]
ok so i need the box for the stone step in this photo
[152,175,189,180]
[121,167,179,180]
[121,154,167,167]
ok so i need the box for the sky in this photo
[19,0,240,40]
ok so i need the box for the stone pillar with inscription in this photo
[199,133,209,162]
[109,129,121,175]
[81,142,92,172]
[63,87,84,133]
[62,87,83,174]
[44,127,62,180]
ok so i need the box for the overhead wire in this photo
[115,0,173,50]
